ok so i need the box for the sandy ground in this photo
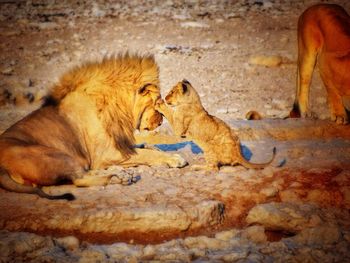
[1,0,350,262]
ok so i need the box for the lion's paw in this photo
[300,110,317,119]
[109,171,141,185]
[332,115,349,125]
[166,154,188,168]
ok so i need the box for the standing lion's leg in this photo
[328,90,348,124]
[319,67,348,124]
[295,46,318,117]
[120,148,187,168]
[291,18,321,118]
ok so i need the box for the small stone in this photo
[249,55,282,67]
[184,236,231,250]
[217,249,248,261]
[78,249,108,262]
[260,186,278,197]
[215,229,239,241]
[261,167,275,178]
[142,245,156,260]
[246,202,319,232]
[0,31,21,37]
[29,22,60,30]
[55,236,80,250]
[216,108,228,114]
[180,21,209,28]
[293,224,341,245]
[1,67,14,75]
[241,225,267,244]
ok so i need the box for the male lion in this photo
[0,54,187,200]
[290,4,350,124]
[155,80,276,171]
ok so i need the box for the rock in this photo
[154,245,192,262]
[1,67,14,75]
[29,22,60,30]
[260,186,278,197]
[142,245,156,260]
[246,202,323,232]
[216,108,228,114]
[78,249,108,262]
[180,21,209,28]
[184,236,232,250]
[212,249,248,261]
[215,229,239,241]
[261,167,275,178]
[187,200,225,228]
[279,189,303,203]
[0,31,21,37]
[103,243,143,261]
[249,55,283,67]
[241,225,267,244]
[0,231,53,258]
[55,236,80,250]
[292,225,341,246]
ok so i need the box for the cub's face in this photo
[165,79,194,106]
[134,84,163,131]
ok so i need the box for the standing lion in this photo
[0,54,187,200]
[290,4,350,124]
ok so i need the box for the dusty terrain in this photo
[1,0,350,262]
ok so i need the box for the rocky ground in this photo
[1,0,350,262]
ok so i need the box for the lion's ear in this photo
[138,83,158,96]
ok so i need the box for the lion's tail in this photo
[238,147,276,169]
[0,169,75,201]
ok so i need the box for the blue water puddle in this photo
[135,141,253,161]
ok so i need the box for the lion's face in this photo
[165,79,196,106]
[134,84,163,131]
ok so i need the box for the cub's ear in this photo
[181,83,188,94]
[182,79,191,85]
[138,83,159,95]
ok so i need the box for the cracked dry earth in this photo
[1,1,350,262]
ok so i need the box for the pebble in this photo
[29,22,60,30]
[241,225,267,244]
[55,236,80,250]
[215,229,239,241]
[180,21,209,28]
[249,55,283,67]
[1,67,14,75]
[260,186,278,197]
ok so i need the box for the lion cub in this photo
[155,80,276,170]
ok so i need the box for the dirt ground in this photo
[1,0,350,262]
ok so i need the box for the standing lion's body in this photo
[0,54,187,200]
[156,80,276,171]
[290,4,350,124]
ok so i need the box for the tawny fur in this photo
[290,4,350,124]
[156,80,276,171]
[0,54,187,200]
